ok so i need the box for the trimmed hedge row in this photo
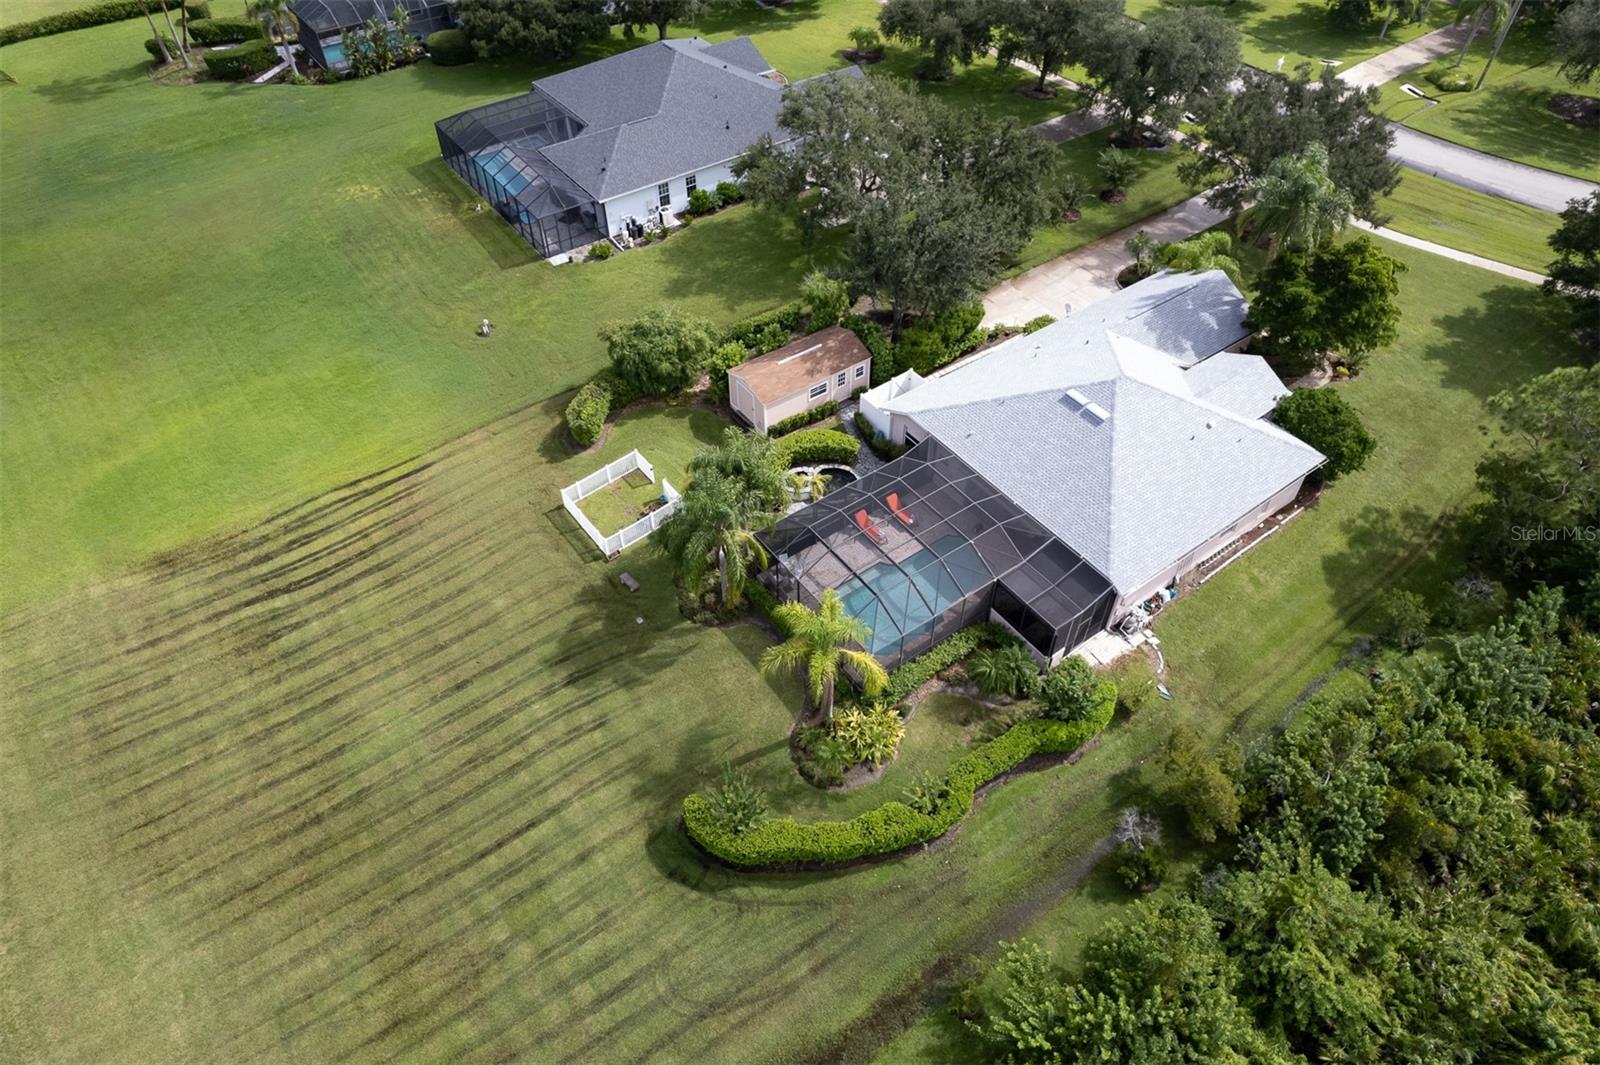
[2,0,198,46]
[202,37,276,79]
[774,428,859,466]
[187,16,264,45]
[684,703,1113,867]
[883,622,1009,705]
[769,400,839,437]
[564,381,611,446]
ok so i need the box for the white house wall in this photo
[600,162,741,237]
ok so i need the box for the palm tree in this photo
[139,1,173,65]
[689,428,789,514]
[1157,231,1246,289]
[1378,0,1432,41]
[1474,0,1527,90]
[247,0,298,73]
[788,469,828,502]
[657,471,771,608]
[1243,143,1353,257]
[1453,0,1510,67]
[759,589,888,721]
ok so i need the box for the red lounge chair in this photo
[855,509,888,544]
[887,492,914,526]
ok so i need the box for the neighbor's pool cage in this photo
[760,438,1116,668]
[435,92,603,258]
[291,0,455,71]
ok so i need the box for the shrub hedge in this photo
[2,0,185,46]
[185,1,210,18]
[769,401,839,437]
[1023,314,1056,334]
[720,301,804,349]
[187,16,266,44]
[882,622,1009,705]
[774,427,859,466]
[898,303,985,375]
[425,27,472,64]
[684,701,1113,867]
[202,36,277,79]
[564,382,611,446]
[843,313,895,385]
[707,341,749,403]
[144,34,176,60]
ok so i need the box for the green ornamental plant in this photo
[760,589,888,720]
[706,761,768,835]
[833,704,906,766]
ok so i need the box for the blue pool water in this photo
[838,536,988,655]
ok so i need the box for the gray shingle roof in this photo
[1061,269,1252,368]
[528,37,859,202]
[881,277,1321,594]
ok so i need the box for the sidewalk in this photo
[1338,23,1468,89]
[1350,218,1545,283]
[981,193,1228,326]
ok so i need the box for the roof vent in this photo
[1084,402,1111,423]
[776,342,823,365]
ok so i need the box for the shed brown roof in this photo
[727,326,871,406]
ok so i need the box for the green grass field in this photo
[4,239,1577,1063]
[1379,169,1561,273]
[0,0,97,26]
[1126,0,1451,74]
[1375,18,1599,180]
[1011,136,1198,274]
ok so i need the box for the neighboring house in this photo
[291,0,454,72]
[764,271,1323,667]
[434,37,862,258]
[728,326,873,434]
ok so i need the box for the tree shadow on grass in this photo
[1423,281,1574,399]
[30,62,146,104]
[652,203,844,311]
[1319,502,1449,626]
[1246,4,1369,62]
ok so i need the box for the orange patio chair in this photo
[887,492,914,527]
[855,509,888,544]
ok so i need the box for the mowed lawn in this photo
[1379,169,1561,274]
[1375,18,1600,180]
[0,0,907,614]
[3,239,1579,1064]
[1126,0,1451,73]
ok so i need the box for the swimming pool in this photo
[838,535,989,656]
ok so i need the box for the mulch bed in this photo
[842,49,883,64]
[1549,93,1600,130]
[1017,85,1059,100]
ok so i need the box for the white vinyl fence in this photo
[559,449,682,558]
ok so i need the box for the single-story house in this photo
[763,271,1324,667]
[434,36,862,258]
[728,326,873,434]
[292,0,454,72]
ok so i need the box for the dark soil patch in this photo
[1548,93,1600,130]
[1063,208,1081,223]
[1099,188,1127,204]
[1017,84,1059,100]
[1115,264,1149,288]
[1106,128,1167,150]
[842,49,883,64]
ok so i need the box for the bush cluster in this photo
[2,0,194,45]
[684,703,1114,867]
[774,428,859,466]
[720,302,804,349]
[769,401,839,437]
[587,241,613,261]
[425,27,472,64]
[882,623,1011,706]
[564,382,611,447]
[842,313,894,385]
[202,37,277,80]
[187,16,265,45]
[1023,314,1056,334]
[715,181,744,205]
[898,303,985,375]
[185,1,209,17]
[1426,68,1473,93]
[854,411,909,461]
[686,188,720,217]
[706,341,749,403]
[144,34,176,60]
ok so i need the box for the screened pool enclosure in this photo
[291,0,454,71]
[760,439,1116,668]
[435,93,602,258]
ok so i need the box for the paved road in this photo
[1350,218,1545,283]
[1386,125,1597,212]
